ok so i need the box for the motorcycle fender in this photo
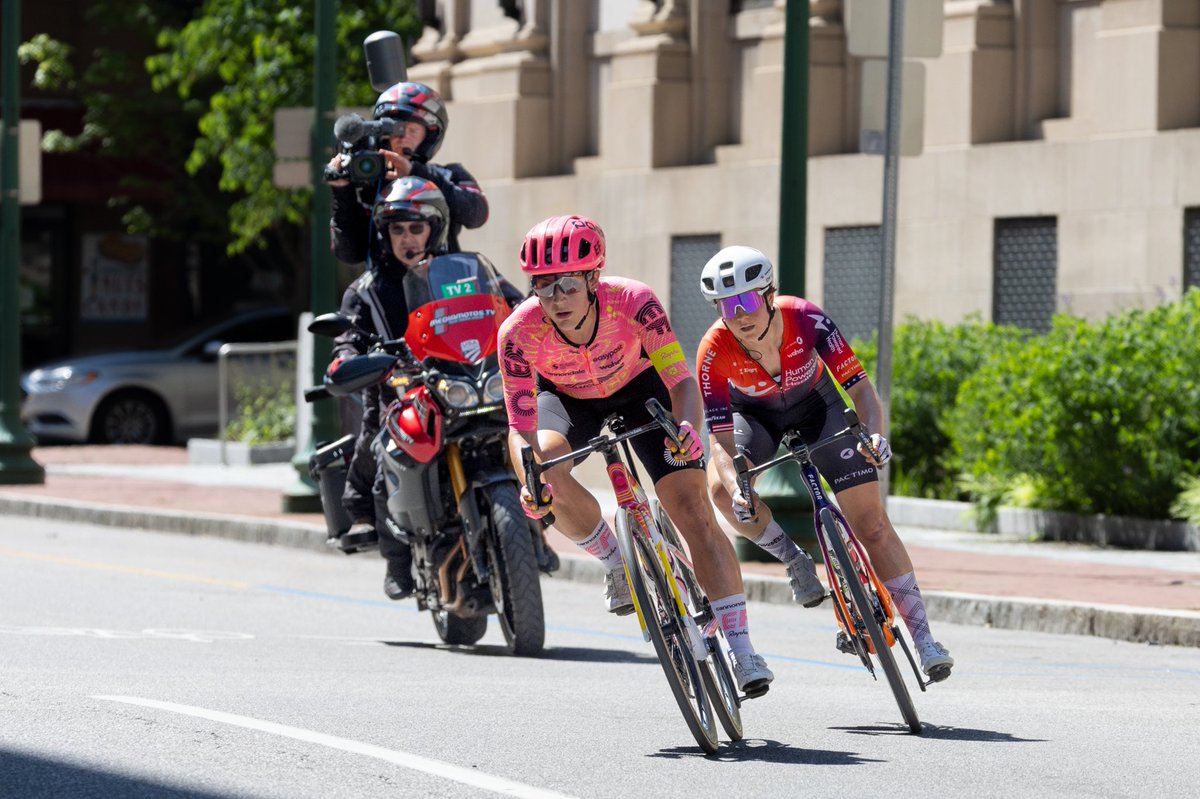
[461,469,518,581]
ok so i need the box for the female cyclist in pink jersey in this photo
[696,245,953,682]
[500,216,774,695]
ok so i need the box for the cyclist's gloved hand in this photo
[666,421,704,463]
[520,482,554,520]
[731,485,758,524]
[858,433,892,467]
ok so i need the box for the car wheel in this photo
[91,391,170,445]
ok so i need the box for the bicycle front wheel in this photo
[821,508,921,734]
[616,508,719,754]
[653,500,742,742]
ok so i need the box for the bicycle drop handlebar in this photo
[520,398,683,524]
[732,407,882,519]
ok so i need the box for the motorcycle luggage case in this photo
[308,433,356,538]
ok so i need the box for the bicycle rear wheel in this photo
[821,508,921,734]
[616,508,719,753]
[653,500,742,741]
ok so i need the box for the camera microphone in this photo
[334,113,365,143]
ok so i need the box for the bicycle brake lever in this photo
[645,398,682,448]
[842,407,881,460]
[520,446,555,525]
[732,454,757,518]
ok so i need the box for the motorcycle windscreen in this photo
[403,253,512,364]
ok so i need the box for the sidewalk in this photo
[3,445,1199,648]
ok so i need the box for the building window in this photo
[1185,209,1200,291]
[670,235,722,366]
[822,226,882,343]
[994,217,1057,333]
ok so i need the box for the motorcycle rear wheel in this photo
[483,482,546,656]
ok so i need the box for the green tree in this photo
[21,1,422,258]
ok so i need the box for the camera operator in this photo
[332,177,528,600]
[326,82,487,261]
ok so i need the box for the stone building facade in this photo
[408,0,1200,354]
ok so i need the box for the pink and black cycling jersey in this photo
[696,296,866,434]
[499,276,690,433]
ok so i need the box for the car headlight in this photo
[483,373,504,404]
[436,378,478,409]
[27,366,99,393]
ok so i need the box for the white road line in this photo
[94,695,576,799]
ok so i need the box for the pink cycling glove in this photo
[520,483,554,520]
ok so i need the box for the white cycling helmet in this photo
[699,246,775,301]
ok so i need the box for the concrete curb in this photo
[3,493,1198,648]
[888,496,1200,552]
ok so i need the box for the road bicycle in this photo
[733,408,926,733]
[522,399,743,754]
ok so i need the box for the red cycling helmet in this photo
[518,214,606,276]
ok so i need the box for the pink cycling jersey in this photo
[499,276,690,432]
[696,295,866,434]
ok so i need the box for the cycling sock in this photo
[753,520,803,563]
[711,593,755,656]
[576,520,624,572]
[884,572,934,647]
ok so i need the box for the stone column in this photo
[597,0,694,170]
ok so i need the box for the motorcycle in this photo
[308,252,548,656]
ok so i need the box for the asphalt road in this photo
[3,516,1199,798]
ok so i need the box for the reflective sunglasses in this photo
[715,290,766,319]
[389,221,427,236]
[531,272,589,299]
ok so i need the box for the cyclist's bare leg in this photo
[835,482,913,583]
[532,430,602,541]
[657,468,743,600]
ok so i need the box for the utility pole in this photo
[874,0,907,504]
[282,0,338,511]
[0,0,45,485]
[776,0,809,293]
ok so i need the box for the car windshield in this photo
[166,310,294,354]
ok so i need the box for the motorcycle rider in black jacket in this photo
[332,178,525,599]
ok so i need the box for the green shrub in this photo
[1170,475,1200,526]
[946,289,1200,519]
[853,316,1026,498]
[224,386,295,444]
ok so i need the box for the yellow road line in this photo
[0,547,249,589]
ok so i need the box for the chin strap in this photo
[573,291,598,331]
[756,302,777,342]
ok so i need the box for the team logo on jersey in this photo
[502,339,531,378]
[807,313,830,332]
[634,299,672,336]
[840,447,856,460]
[511,389,536,417]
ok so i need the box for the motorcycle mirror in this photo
[364,31,407,92]
[308,312,355,337]
[323,352,397,396]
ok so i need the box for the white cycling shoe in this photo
[785,550,826,607]
[604,569,635,616]
[729,652,774,698]
[917,640,954,682]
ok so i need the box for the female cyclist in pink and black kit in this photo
[697,245,954,682]
[500,216,774,696]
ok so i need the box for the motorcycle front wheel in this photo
[483,482,546,656]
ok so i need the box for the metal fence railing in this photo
[216,340,298,466]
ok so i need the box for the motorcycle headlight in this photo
[28,366,99,393]
[483,372,505,403]
[436,378,478,408]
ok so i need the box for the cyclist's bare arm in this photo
[707,429,743,495]
[667,378,704,432]
[846,376,889,465]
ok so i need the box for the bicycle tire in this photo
[821,508,922,734]
[653,500,742,741]
[615,508,719,753]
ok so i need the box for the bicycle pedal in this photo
[802,592,827,609]
[925,664,952,684]
[741,681,771,700]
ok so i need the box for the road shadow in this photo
[0,747,228,798]
[650,738,884,765]
[378,639,656,664]
[831,723,1045,742]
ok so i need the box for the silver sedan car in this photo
[21,307,296,445]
